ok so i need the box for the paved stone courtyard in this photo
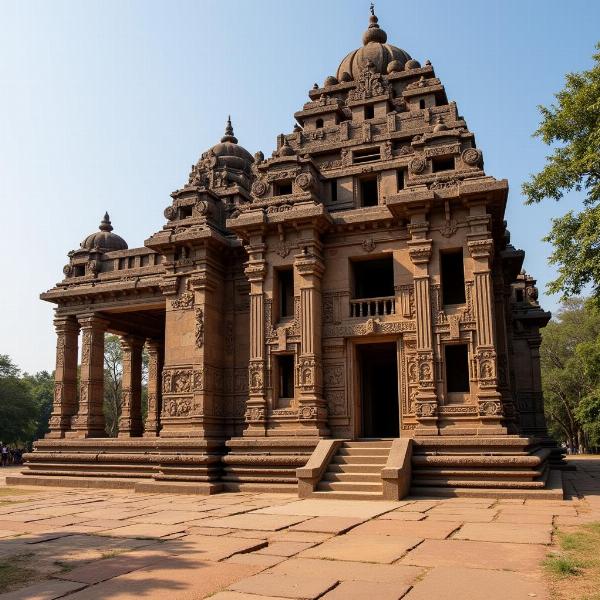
[0,458,598,600]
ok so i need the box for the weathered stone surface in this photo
[228,573,339,599]
[454,522,552,545]
[0,580,86,600]
[321,580,410,600]
[349,519,461,539]
[403,566,548,600]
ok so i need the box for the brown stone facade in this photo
[24,11,559,497]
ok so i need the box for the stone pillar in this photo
[408,225,438,435]
[295,249,328,436]
[118,335,144,437]
[244,241,268,436]
[144,339,163,437]
[47,316,79,438]
[69,314,108,438]
[468,238,505,433]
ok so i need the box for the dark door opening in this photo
[358,342,399,438]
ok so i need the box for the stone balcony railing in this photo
[350,296,396,318]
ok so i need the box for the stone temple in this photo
[14,10,564,499]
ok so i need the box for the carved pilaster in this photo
[467,238,505,432]
[68,314,108,438]
[244,242,268,435]
[118,335,144,437]
[144,339,163,437]
[408,223,438,435]
[47,316,79,438]
[295,250,328,435]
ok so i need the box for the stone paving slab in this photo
[198,514,311,531]
[400,538,548,571]
[266,557,423,585]
[321,580,410,600]
[65,558,261,600]
[0,579,86,600]
[349,518,461,539]
[255,541,316,557]
[228,573,339,599]
[99,522,187,538]
[288,516,365,534]
[454,522,552,545]
[253,499,400,519]
[299,533,423,563]
[210,593,291,600]
[403,566,548,600]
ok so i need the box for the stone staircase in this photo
[310,440,392,499]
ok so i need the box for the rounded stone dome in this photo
[209,117,254,171]
[81,213,128,251]
[336,11,411,80]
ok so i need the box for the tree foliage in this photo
[0,355,47,446]
[522,43,600,298]
[540,299,600,452]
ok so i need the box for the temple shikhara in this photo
[15,9,564,499]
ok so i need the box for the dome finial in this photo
[363,3,387,45]
[99,212,113,232]
[221,115,238,144]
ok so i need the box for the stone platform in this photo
[0,457,598,599]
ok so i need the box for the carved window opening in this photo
[515,288,524,302]
[359,176,378,207]
[330,179,338,202]
[396,168,406,191]
[276,354,295,401]
[315,118,324,129]
[179,205,193,219]
[274,181,293,196]
[73,265,85,277]
[276,267,294,320]
[441,250,466,305]
[354,147,381,164]
[352,255,394,300]
[364,104,374,120]
[119,257,127,270]
[432,156,455,173]
[445,344,470,393]
[140,254,149,267]
[419,99,426,110]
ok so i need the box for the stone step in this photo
[322,471,381,483]
[309,490,385,501]
[317,481,383,493]
[343,440,393,449]
[414,478,547,489]
[331,454,387,465]
[412,468,542,479]
[328,463,382,474]
[338,447,390,457]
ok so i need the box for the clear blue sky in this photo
[1,0,598,373]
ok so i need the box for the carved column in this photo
[295,249,328,436]
[144,339,163,437]
[408,219,438,435]
[468,238,505,433]
[244,242,268,436]
[69,314,108,438]
[118,335,144,437]
[47,316,79,438]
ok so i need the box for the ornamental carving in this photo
[325,390,346,416]
[440,219,458,237]
[63,264,72,277]
[245,407,265,422]
[298,406,317,420]
[170,291,194,310]
[467,239,494,259]
[408,244,432,264]
[409,157,426,174]
[479,400,502,417]
[348,60,390,101]
[415,401,437,418]
[195,307,204,348]
[275,241,291,258]
[429,178,461,190]
[87,260,98,276]
[81,332,91,366]
[164,206,176,221]
[362,238,376,253]
[324,365,344,388]
[252,180,268,197]
[294,172,313,191]
[162,368,193,394]
[164,397,192,417]
[55,336,65,367]
[462,148,482,166]
[249,363,264,392]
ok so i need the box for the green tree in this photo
[540,299,600,452]
[22,370,54,441]
[522,43,600,299]
[0,355,39,445]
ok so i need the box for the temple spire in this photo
[99,212,113,232]
[221,115,238,144]
[363,2,387,44]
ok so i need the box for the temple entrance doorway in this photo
[357,342,399,438]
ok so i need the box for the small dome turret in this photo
[336,6,411,80]
[80,213,128,252]
[208,116,254,171]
